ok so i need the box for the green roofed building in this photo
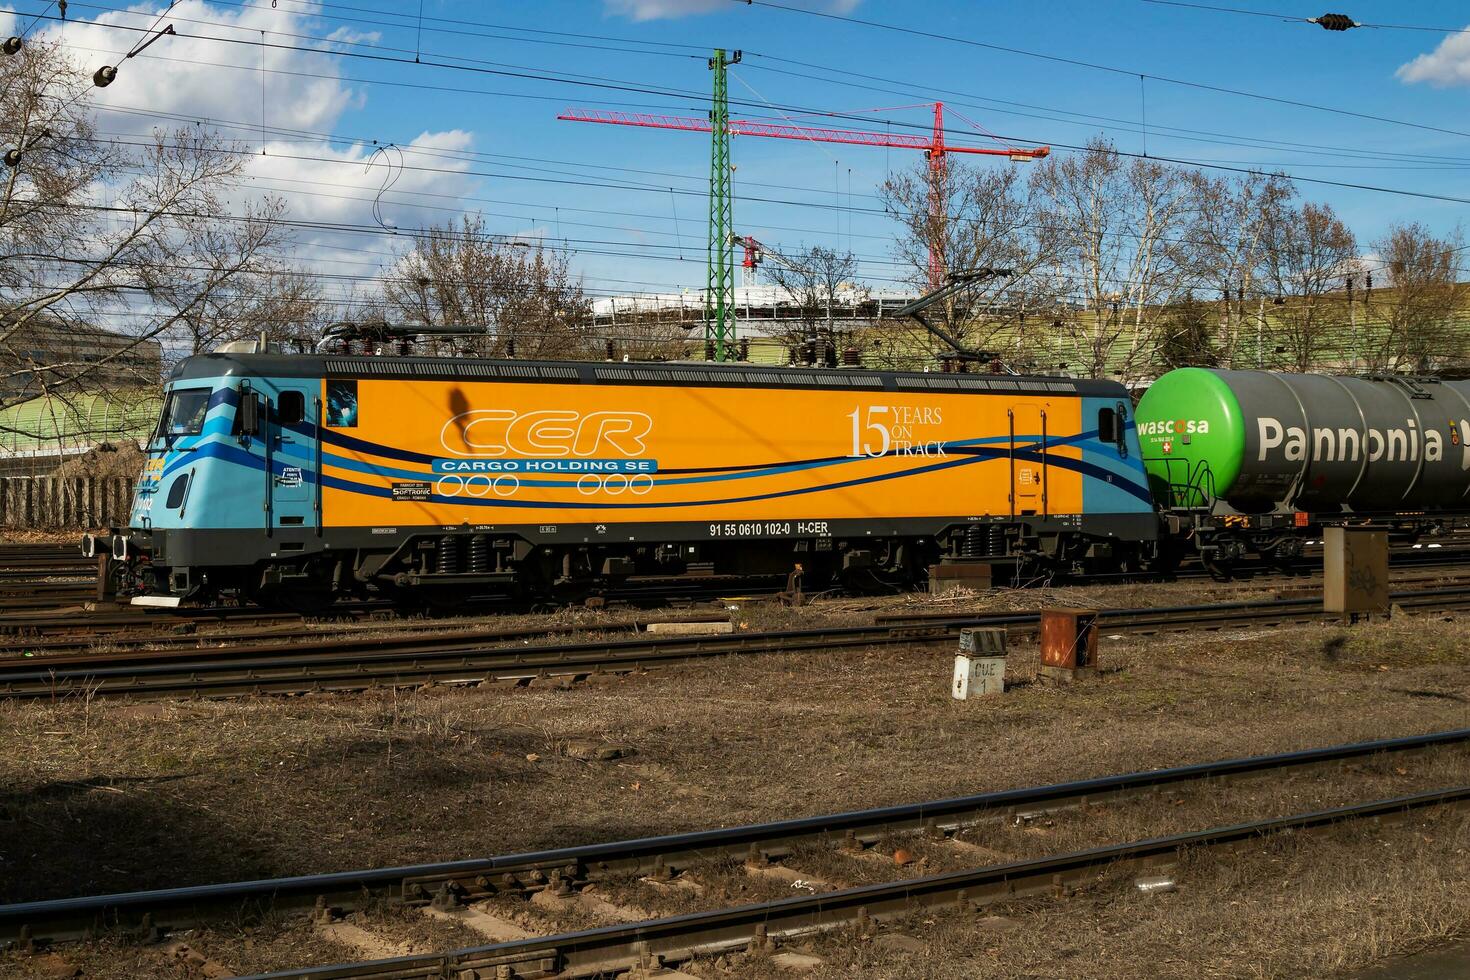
[0,390,160,476]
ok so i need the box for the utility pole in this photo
[705,48,740,361]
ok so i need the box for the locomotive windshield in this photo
[156,388,211,441]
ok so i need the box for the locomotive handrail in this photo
[1007,409,1016,519]
[262,395,273,539]
[1040,408,1048,519]
[313,396,324,538]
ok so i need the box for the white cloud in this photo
[1397,27,1470,87]
[603,0,727,21]
[15,2,491,278]
[248,129,481,232]
[604,0,858,21]
[28,1,363,131]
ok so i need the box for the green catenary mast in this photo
[704,48,740,362]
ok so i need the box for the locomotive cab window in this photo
[277,391,305,426]
[1097,407,1118,444]
[157,388,211,440]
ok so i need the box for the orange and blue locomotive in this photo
[93,347,1156,607]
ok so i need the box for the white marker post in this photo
[952,628,1007,699]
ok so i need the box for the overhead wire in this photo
[743,56,1470,167]
[64,126,1470,259]
[11,2,1470,323]
[206,0,714,52]
[52,0,1470,171]
[50,0,709,65]
[19,4,1470,211]
[1139,1,1470,34]
[738,0,1470,141]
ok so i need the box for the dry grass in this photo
[1,609,1469,976]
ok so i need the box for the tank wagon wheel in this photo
[1263,536,1309,575]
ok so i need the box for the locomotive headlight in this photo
[111,534,129,560]
[81,534,110,558]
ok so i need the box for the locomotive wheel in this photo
[1201,556,1236,581]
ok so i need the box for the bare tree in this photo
[603,315,694,362]
[0,40,297,415]
[880,161,1052,364]
[1258,201,1357,372]
[1029,138,1191,381]
[148,197,320,356]
[1155,292,1219,369]
[1361,223,1466,372]
[383,214,592,358]
[1180,170,1294,367]
[758,244,865,362]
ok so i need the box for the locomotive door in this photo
[268,382,319,527]
[1008,405,1048,518]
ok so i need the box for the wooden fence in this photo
[0,477,135,530]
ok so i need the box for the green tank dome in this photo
[1135,368,1246,507]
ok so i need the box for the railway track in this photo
[1,611,729,657]
[3,729,1465,967]
[0,579,773,636]
[247,788,1469,980]
[0,541,1467,630]
[2,585,1468,702]
[0,568,1407,643]
[0,602,394,636]
[0,543,94,577]
[872,583,1470,628]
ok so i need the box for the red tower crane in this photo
[558,101,1049,288]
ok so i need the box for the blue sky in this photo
[7,0,1470,306]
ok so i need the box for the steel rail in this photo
[0,591,1416,665]
[0,579,767,637]
[0,623,950,699]
[4,587,1469,701]
[2,728,1464,948]
[0,603,390,636]
[873,584,1470,626]
[239,786,1470,979]
[0,613,730,658]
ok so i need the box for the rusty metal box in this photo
[1323,527,1390,615]
[1040,608,1098,670]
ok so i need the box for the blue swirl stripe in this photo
[162,434,1153,509]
